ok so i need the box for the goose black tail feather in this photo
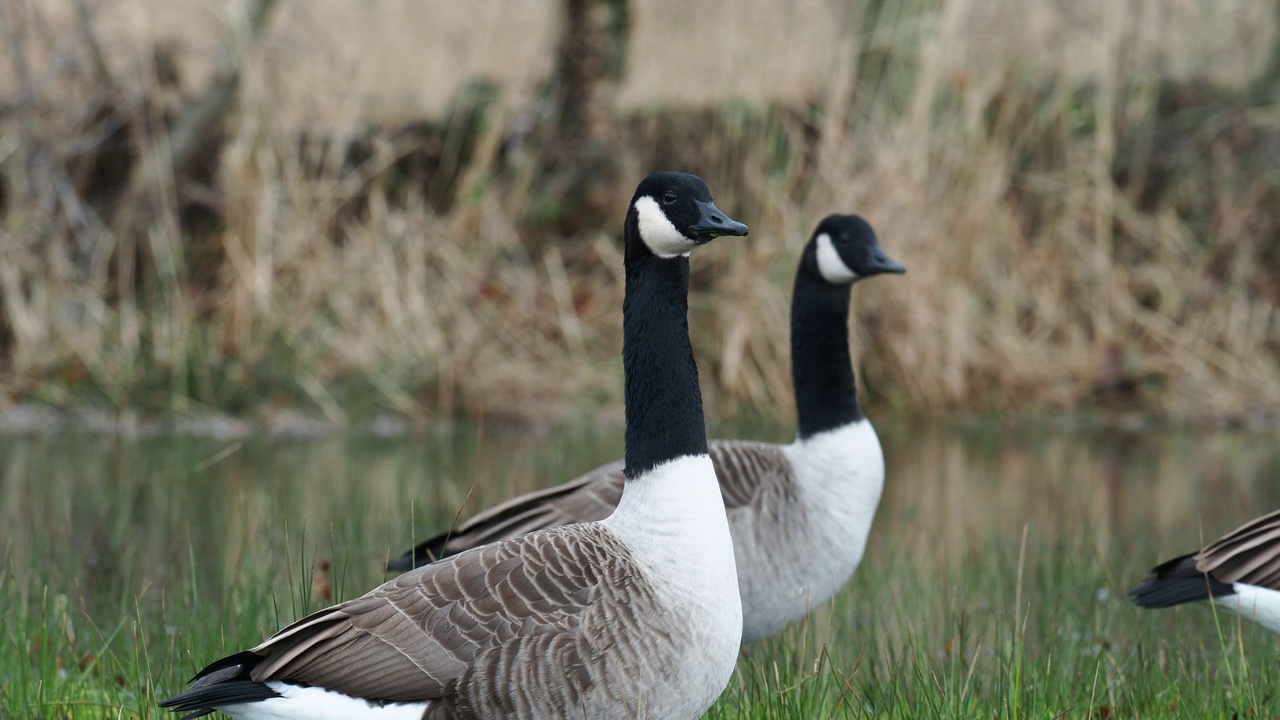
[160,651,279,718]
[1129,553,1237,609]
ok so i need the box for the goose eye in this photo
[662,191,677,205]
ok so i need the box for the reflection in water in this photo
[876,421,1280,568]
[2,420,1279,629]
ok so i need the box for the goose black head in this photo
[803,214,905,285]
[628,172,749,258]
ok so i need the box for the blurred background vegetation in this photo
[2,0,1279,428]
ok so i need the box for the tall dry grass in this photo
[1,0,1278,424]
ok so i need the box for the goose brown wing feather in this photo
[1197,509,1280,589]
[525,440,796,518]
[394,441,794,570]
[453,439,793,531]
[249,526,622,704]
[441,463,627,554]
[706,440,794,510]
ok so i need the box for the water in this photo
[5,418,1278,622]
[875,420,1280,567]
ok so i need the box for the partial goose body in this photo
[389,214,906,643]
[1130,509,1280,634]
[739,421,885,640]
[161,172,749,720]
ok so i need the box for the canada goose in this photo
[160,172,750,720]
[1130,509,1280,634]
[388,214,905,643]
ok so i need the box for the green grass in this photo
[715,529,1279,719]
[3,421,1279,719]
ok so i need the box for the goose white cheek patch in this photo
[635,196,694,258]
[815,233,859,284]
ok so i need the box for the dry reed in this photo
[1,0,1278,425]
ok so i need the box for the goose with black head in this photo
[160,172,749,720]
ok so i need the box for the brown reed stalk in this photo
[0,0,1277,426]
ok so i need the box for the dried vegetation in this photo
[1,0,1279,425]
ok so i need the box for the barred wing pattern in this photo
[1195,509,1280,589]
[190,525,681,719]
[418,464,627,564]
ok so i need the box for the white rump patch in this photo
[1215,584,1280,635]
[635,196,694,258]
[815,233,858,284]
[218,682,428,720]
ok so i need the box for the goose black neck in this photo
[792,270,863,439]
[622,239,709,480]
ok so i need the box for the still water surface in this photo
[3,418,1279,642]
